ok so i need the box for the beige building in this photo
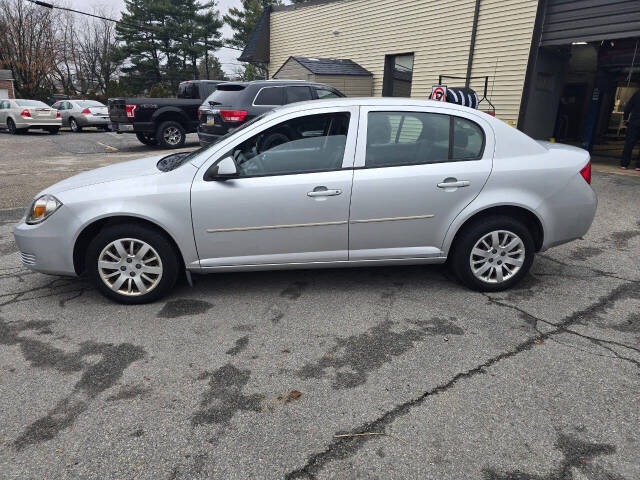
[240,0,540,126]
[240,0,640,151]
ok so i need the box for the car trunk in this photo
[86,106,109,118]
[27,106,57,119]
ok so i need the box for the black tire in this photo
[69,117,82,132]
[136,133,158,145]
[101,125,111,132]
[155,120,185,149]
[450,215,535,292]
[47,127,60,135]
[7,118,18,134]
[86,223,180,304]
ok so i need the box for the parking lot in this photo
[0,129,639,479]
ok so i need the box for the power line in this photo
[25,0,244,51]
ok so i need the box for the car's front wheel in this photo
[450,216,534,292]
[86,224,179,304]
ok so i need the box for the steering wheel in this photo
[235,150,266,176]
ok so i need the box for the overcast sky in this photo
[69,0,245,75]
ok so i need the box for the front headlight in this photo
[26,194,62,225]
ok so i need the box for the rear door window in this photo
[254,87,284,106]
[285,86,313,104]
[365,111,485,168]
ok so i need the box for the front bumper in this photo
[13,207,80,276]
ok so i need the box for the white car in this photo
[14,98,597,304]
[0,99,61,134]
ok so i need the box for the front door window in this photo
[228,112,351,177]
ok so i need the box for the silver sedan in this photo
[0,99,61,134]
[14,98,597,304]
[51,99,110,132]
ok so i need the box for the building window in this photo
[383,53,414,97]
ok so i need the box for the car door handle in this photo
[437,180,471,189]
[307,187,342,197]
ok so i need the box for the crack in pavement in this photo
[284,279,639,479]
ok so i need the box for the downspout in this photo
[465,0,481,88]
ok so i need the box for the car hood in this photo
[43,155,164,195]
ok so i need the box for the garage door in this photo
[0,88,7,99]
[541,0,640,46]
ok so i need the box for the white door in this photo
[348,106,494,261]
[191,106,358,268]
[0,89,8,99]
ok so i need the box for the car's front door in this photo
[348,106,494,261]
[191,106,358,268]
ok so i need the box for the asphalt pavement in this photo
[0,130,638,479]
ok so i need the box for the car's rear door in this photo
[348,105,494,261]
[191,105,358,268]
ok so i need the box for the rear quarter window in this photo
[254,87,284,106]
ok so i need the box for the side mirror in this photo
[206,156,238,181]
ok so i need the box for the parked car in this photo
[197,80,344,146]
[0,99,61,134]
[52,100,110,132]
[14,98,597,304]
[108,80,223,149]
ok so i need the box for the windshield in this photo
[76,100,104,108]
[16,100,49,107]
[163,113,269,171]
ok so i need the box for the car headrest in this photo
[367,115,391,144]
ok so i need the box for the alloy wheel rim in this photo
[164,127,181,145]
[71,119,78,131]
[98,238,163,296]
[470,230,525,284]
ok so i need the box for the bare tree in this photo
[0,0,58,99]
[75,15,122,98]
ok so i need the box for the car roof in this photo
[270,97,490,116]
[217,80,333,88]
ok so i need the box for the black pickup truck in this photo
[108,80,223,148]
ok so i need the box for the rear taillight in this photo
[580,159,591,184]
[56,111,61,118]
[197,107,202,119]
[220,109,247,122]
[125,104,137,118]
[81,107,91,115]
[20,108,31,118]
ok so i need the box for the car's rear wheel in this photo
[156,121,185,149]
[47,127,59,134]
[7,118,20,134]
[69,117,82,132]
[86,224,179,304]
[135,133,157,145]
[450,216,534,292]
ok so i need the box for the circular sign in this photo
[431,85,447,102]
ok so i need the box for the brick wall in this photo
[0,79,15,98]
